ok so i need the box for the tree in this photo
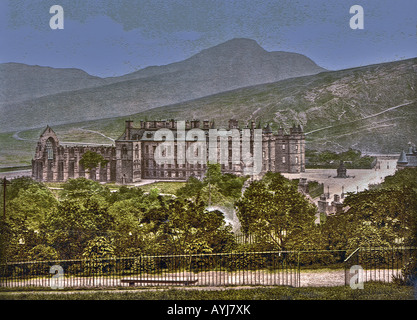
[60,177,111,199]
[79,150,109,172]
[217,173,248,199]
[82,236,116,275]
[341,187,417,248]
[1,179,58,261]
[8,183,58,231]
[176,176,204,198]
[176,163,248,204]
[5,177,44,201]
[108,197,153,255]
[204,163,222,206]
[107,186,144,204]
[45,194,112,258]
[28,244,59,261]
[378,168,417,191]
[82,236,115,259]
[235,173,317,250]
[162,197,235,254]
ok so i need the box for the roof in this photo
[397,150,408,163]
[117,128,210,142]
[405,154,417,167]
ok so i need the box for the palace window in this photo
[135,145,139,158]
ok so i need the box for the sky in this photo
[0,0,416,77]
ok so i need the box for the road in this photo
[282,157,398,204]
[304,100,415,136]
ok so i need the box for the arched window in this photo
[46,138,54,160]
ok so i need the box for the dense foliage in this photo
[176,163,248,204]
[79,150,109,172]
[0,166,415,282]
[306,148,376,169]
[235,172,318,251]
[320,168,417,250]
[0,175,237,261]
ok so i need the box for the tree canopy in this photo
[176,163,248,206]
[235,172,317,250]
[1,166,416,266]
[79,150,109,171]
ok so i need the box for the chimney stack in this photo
[125,120,133,140]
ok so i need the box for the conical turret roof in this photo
[397,150,408,164]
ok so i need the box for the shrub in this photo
[82,236,116,275]
[28,244,59,261]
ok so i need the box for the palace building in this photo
[32,119,305,184]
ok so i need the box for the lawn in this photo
[138,181,186,195]
[0,282,414,300]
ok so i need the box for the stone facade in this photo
[32,126,116,183]
[32,119,305,184]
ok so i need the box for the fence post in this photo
[296,251,300,288]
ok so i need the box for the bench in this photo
[120,278,198,287]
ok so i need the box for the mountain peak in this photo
[206,38,265,52]
[180,38,325,83]
[192,38,266,60]
[0,38,327,132]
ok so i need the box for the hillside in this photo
[0,63,112,104]
[0,38,325,132]
[127,58,416,154]
[1,57,415,168]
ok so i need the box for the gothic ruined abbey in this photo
[32,119,305,184]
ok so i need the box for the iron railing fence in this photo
[1,247,415,290]
[344,246,417,285]
[0,251,300,289]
